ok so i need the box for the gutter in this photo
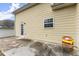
[51,3,76,10]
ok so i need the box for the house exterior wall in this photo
[53,5,77,44]
[76,4,79,47]
[15,3,77,44]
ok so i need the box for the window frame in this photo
[44,18,54,28]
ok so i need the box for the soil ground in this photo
[0,37,32,52]
[0,37,78,56]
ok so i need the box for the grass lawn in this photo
[0,28,14,30]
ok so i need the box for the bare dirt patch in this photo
[0,37,78,56]
[0,37,32,52]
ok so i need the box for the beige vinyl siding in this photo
[15,3,77,44]
[76,4,79,46]
[15,15,21,36]
[15,4,54,42]
[53,5,76,43]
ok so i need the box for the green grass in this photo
[0,28,14,30]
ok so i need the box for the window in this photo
[44,18,53,28]
[21,24,24,35]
